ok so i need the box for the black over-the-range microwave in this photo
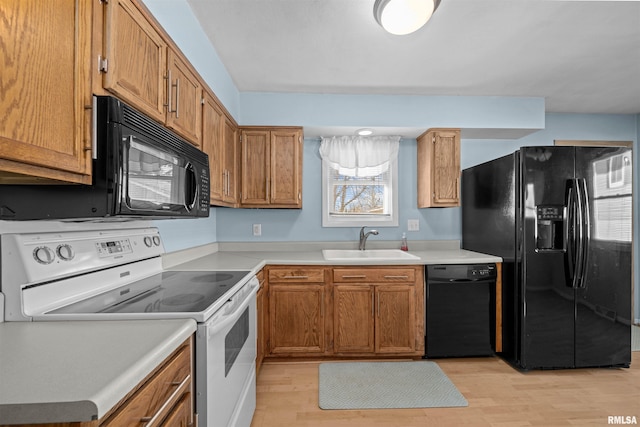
[0,96,210,221]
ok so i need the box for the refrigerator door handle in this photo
[565,180,577,287]
[575,178,590,288]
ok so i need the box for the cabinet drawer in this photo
[268,267,325,283]
[103,342,191,426]
[333,268,416,283]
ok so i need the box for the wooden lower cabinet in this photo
[262,265,424,360]
[269,283,326,355]
[375,285,416,353]
[333,285,375,353]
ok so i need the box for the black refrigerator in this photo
[462,146,632,370]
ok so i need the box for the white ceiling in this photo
[187,0,640,129]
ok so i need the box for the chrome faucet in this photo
[359,226,379,250]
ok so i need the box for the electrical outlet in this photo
[252,224,262,236]
[408,219,420,231]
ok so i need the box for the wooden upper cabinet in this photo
[271,129,303,206]
[239,127,303,208]
[222,116,239,205]
[102,0,167,123]
[202,93,225,203]
[417,128,461,207]
[165,50,202,146]
[203,93,238,206]
[240,129,270,205]
[100,0,202,146]
[0,0,92,184]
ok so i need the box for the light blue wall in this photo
[239,92,544,132]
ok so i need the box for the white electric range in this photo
[0,227,257,427]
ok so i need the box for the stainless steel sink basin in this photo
[322,249,420,261]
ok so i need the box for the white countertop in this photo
[0,319,196,424]
[164,241,503,273]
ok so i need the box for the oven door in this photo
[196,279,257,427]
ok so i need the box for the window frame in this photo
[321,157,399,228]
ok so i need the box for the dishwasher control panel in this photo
[427,264,496,281]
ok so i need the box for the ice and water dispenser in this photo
[535,205,565,251]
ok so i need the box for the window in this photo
[591,151,633,242]
[320,136,399,227]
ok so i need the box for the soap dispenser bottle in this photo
[400,232,408,251]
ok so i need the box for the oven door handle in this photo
[205,283,257,337]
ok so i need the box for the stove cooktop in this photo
[49,270,251,314]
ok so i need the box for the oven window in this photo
[126,139,187,209]
[225,307,249,377]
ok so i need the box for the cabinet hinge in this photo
[98,55,108,73]
[99,0,109,4]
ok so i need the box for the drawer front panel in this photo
[333,268,416,283]
[268,267,325,283]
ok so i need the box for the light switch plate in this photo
[252,224,262,236]
[408,219,420,231]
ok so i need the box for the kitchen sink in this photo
[322,249,420,261]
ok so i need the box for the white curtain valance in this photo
[319,136,400,177]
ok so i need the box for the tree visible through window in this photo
[330,169,388,215]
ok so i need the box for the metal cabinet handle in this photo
[283,275,308,279]
[139,374,191,426]
[164,70,173,113]
[341,275,367,279]
[174,77,180,118]
[383,275,409,280]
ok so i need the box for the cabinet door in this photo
[334,285,375,353]
[432,129,460,205]
[222,117,238,204]
[165,50,202,146]
[102,0,167,123]
[375,285,416,353]
[270,129,302,207]
[240,130,270,206]
[0,0,92,184]
[269,284,325,354]
[202,92,224,203]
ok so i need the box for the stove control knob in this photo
[33,246,55,265]
[56,244,75,261]
[143,236,153,247]
[152,236,160,246]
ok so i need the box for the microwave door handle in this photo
[184,162,197,211]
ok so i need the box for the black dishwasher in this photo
[425,264,496,358]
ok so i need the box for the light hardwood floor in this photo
[252,353,640,426]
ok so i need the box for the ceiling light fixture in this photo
[373,0,441,36]
[356,128,374,136]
